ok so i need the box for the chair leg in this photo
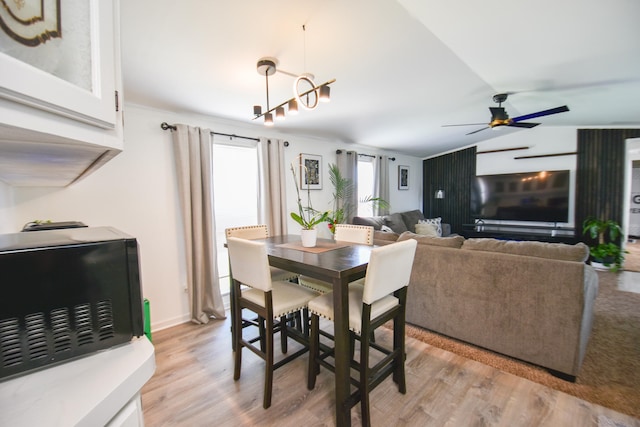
[349,331,356,361]
[233,298,243,381]
[280,315,288,354]
[307,314,319,390]
[264,315,274,409]
[393,316,407,393]
[360,321,372,427]
[302,308,310,337]
[259,316,266,352]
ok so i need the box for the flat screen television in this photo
[470,170,570,223]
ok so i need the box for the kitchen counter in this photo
[0,336,155,426]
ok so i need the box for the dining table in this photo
[231,234,373,427]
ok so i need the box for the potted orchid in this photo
[290,162,329,247]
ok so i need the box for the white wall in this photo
[0,180,15,233]
[0,103,423,330]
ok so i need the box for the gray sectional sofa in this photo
[352,209,452,236]
[373,230,599,380]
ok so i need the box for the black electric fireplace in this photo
[0,226,144,381]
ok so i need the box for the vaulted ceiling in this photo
[120,0,640,158]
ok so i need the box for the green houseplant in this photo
[326,163,389,233]
[582,217,627,271]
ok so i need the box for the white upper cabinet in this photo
[0,0,123,187]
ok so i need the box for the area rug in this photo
[401,270,640,419]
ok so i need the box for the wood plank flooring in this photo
[141,316,640,427]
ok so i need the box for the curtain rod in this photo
[335,150,396,161]
[160,122,260,142]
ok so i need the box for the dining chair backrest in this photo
[334,224,374,245]
[225,224,269,240]
[362,239,417,305]
[227,237,272,292]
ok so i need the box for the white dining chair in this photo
[225,225,298,282]
[226,225,301,351]
[298,224,374,294]
[306,238,417,427]
[227,237,319,409]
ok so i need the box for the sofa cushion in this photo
[398,231,465,248]
[461,238,590,262]
[400,209,425,233]
[352,216,385,230]
[373,230,400,244]
[418,217,442,236]
[415,222,439,237]
[384,213,409,233]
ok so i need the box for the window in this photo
[357,157,375,216]
[212,140,259,297]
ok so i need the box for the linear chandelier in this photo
[252,57,336,126]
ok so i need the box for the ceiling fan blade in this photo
[508,122,540,129]
[466,127,489,135]
[511,105,569,123]
[442,123,488,127]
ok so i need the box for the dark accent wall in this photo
[423,129,640,241]
[576,129,640,244]
[423,147,476,234]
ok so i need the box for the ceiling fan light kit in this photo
[443,93,569,135]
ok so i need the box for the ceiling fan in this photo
[443,93,569,135]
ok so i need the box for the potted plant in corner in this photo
[326,163,389,234]
[582,217,627,271]
[290,163,329,247]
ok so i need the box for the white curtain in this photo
[257,138,288,236]
[373,155,391,216]
[337,150,358,223]
[171,124,226,323]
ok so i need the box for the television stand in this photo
[462,223,577,244]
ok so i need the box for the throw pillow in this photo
[384,213,409,233]
[400,210,425,233]
[419,217,442,237]
[415,222,439,237]
[380,225,394,232]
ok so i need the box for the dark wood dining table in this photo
[244,234,373,427]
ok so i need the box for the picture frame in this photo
[398,165,409,190]
[300,153,322,190]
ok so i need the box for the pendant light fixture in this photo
[252,25,335,126]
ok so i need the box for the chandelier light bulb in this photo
[319,85,331,103]
[264,113,274,126]
[288,99,299,115]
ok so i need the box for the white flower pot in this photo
[300,228,317,247]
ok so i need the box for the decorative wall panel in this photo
[423,147,476,234]
[576,129,640,244]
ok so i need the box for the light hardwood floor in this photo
[141,316,640,427]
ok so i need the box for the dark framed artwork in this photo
[300,153,322,190]
[398,165,409,190]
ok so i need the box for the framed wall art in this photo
[398,165,409,190]
[300,153,322,190]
